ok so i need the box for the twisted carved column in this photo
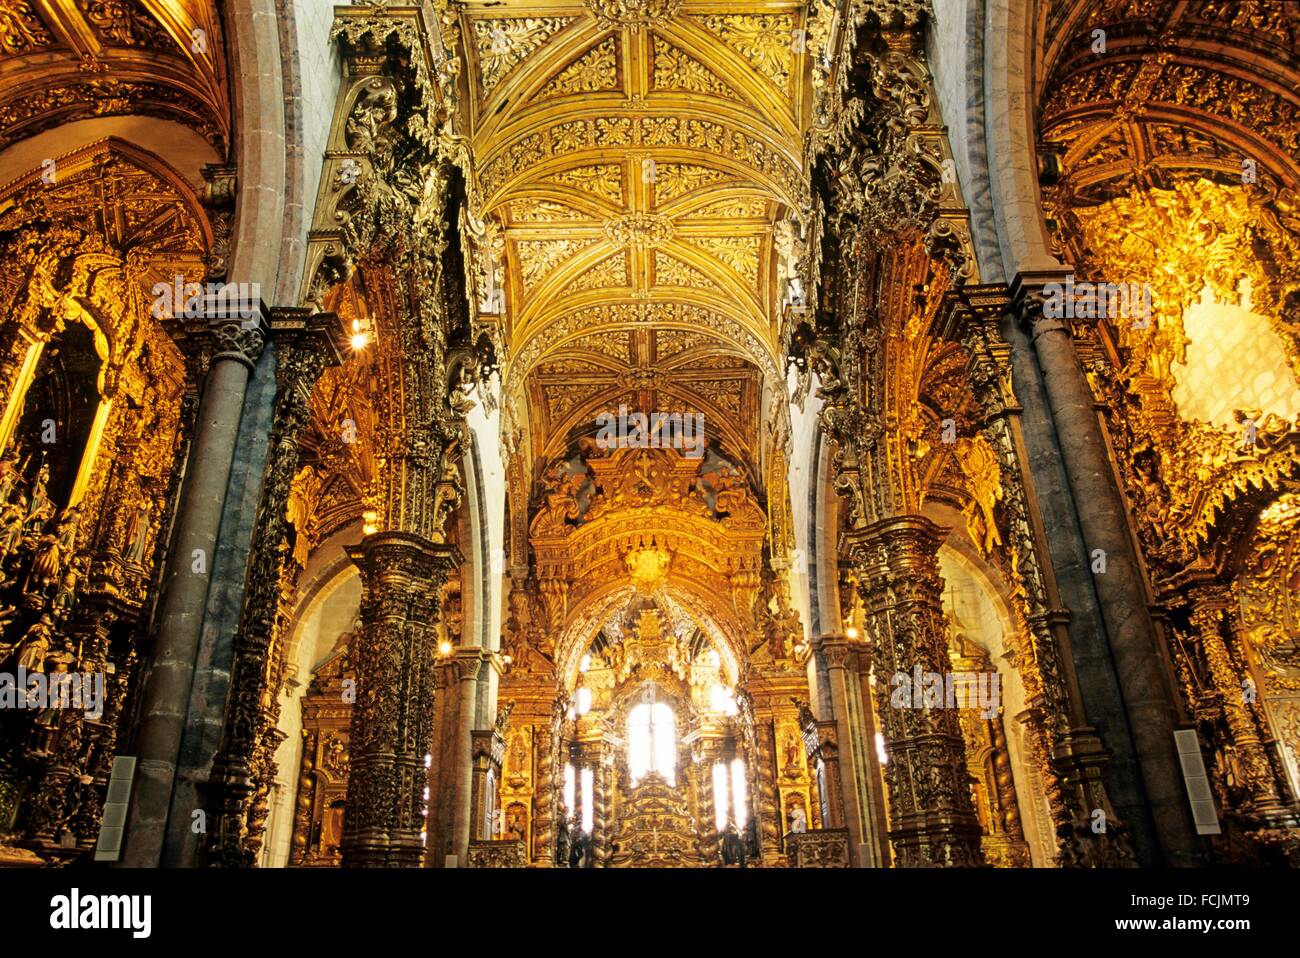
[532,707,561,865]
[848,515,985,867]
[591,741,613,866]
[341,534,461,867]
[207,309,340,867]
[754,720,781,860]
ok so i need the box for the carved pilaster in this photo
[206,310,342,867]
[847,515,985,866]
[341,533,461,867]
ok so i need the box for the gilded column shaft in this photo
[850,515,985,867]
[1189,594,1285,814]
[341,533,460,868]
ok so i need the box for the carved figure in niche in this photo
[28,505,78,594]
[123,498,153,564]
[783,729,802,778]
[321,800,345,856]
[0,496,28,567]
[51,567,79,623]
[788,796,808,834]
[1136,455,1171,542]
[29,657,70,754]
[25,463,53,528]
[11,615,53,673]
[504,803,527,843]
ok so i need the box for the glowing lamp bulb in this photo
[438,640,453,656]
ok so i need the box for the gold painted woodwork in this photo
[0,0,228,150]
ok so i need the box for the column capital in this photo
[1009,268,1075,336]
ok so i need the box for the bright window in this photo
[730,758,748,829]
[712,762,730,832]
[628,701,676,786]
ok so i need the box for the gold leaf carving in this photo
[654,252,717,291]
[539,37,619,98]
[545,164,624,204]
[690,235,760,286]
[651,37,735,98]
[516,238,597,288]
[696,14,793,91]
[473,18,571,96]
[654,164,727,203]
[563,251,630,293]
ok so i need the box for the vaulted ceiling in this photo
[0,0,228,153]
[463,1,813,472]
[1036,0,1300,206]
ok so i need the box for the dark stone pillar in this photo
[206,309,341,866]
[121,317,265,867]
[1011,271,1205,866]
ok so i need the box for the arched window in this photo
[628,701,676,786]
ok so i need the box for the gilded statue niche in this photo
[1237,495,1300,800]
[0,139,206,853]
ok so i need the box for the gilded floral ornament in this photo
[604,212,674,248]
[583,0,683,30]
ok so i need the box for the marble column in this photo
[1012,271,1204,866]
[814,633,891,865]
[848,515,985,867]
[341,532,460,867]
[449,649,485,865]
[121,316,266,868]
[206,309,340,867]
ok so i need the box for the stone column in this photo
[1012,272,1204,866]
[340,533,461,868]
[121,316,266,867]
[207,309,340,867]
[848,515,985,867]
[450,650,485,865]
[814,633,891,865]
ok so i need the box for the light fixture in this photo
[575,685,592,716]
[350,318,369,351]
[362,509,378,536]
[438,639,453,656]
[846,625,859,640]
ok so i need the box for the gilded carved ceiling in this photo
[1034,0,1300,210]
[460,1,812,467]
[0,0,228,151]
[1037,0,1300,207]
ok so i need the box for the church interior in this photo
[0,0,1296,872]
